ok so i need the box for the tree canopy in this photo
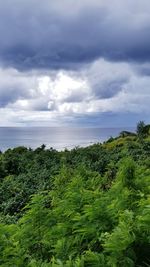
[0,126,150,266]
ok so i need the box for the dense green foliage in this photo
[0,129,150,266]
[136,121,150,140]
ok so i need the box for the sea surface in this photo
[0,127,135,151]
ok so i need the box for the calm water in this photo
[0,127,135,151]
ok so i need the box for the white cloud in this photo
[0,58,150,125]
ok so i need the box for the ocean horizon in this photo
[0,127,135,151]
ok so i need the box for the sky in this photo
[0,0,150,127]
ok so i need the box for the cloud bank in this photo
[0,59,150,126]
[0,0,150,126]
[0,0,150,70]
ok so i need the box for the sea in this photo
[0,127,135,151]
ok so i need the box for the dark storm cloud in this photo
[0,0,150,70]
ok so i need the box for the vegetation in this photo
[0,123,150,266]
[136,121,150,141]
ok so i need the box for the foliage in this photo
[0,126,150,266]
[136,121,150,141]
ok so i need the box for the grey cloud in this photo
[85,60,132,100]
[0,1,150,70]
[1,59,149,113]
[0,68,38,107]
[0,58,150,126]
[64,93,87,103]
[134,63,150,76]
[90,79,128,99]
[0,88,25,107]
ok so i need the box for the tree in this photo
[136,121,146,140]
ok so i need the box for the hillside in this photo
[0,127,150,266]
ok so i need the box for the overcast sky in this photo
[0,0,150,126]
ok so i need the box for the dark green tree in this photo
[136,121,146,140]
